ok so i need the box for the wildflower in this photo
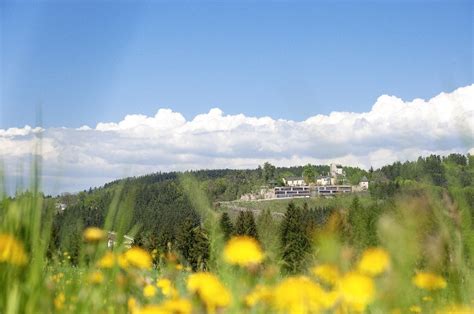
[311,264,340,285]
[123,247,152,269]
[245,285,273,307]
[412,272,447,290]
[175,264,184,270]
[422,296,433,302]
[54,292,65,310]
[187,272,231,313]
[272,276,335,314]
[88,271,104,284]
[137,299,192,314]
[339,272,375,312]
[128,297,138,314]
[160,298,192,314]
[409,305,422,313]
[157,278,178,298]
[83,227,106,242]
[98,251,115,268]
[137,305,165,314]
[0,233,28,266]
[357,247,390,276]
[223,236,264,267]
[144,284,157,298]
[98,251,130,269]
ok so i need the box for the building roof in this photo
[360,176,368,182]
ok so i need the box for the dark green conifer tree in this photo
[280,202,311,274]
[176,218,210,271]
[235,211,246,236]
[219,212,234,241]
[235,210,259,241]
[243,210,259,241]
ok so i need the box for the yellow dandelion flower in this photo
[123,247,152,269]
[54,292,65,310]
[187,272,231,313]
[160,298,192,314]
[339,272,375,312]
[136,299,192,314]
[422,296,433,302]
[144,284,157,298]
[0,233,28,266]
[137,305,166,314]
[175,264,184,270]
[88,271,104,284]
[157,278,178,298]
[83,227,106,242]
[273,276,335,314]
[223,236,264,267]
[128,297,138,314]
[245,285,273,307]
[98,251,130,269]
[311,264,340,285]
[412,272,447,290]
[409,305,422,313]
[98,251,115,268]
[357,247,390,276]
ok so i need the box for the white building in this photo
[330,163,344,177]
[359,176,369,190]
[317,185,352,196]
[275,186,310,198]
[283,176,305,187]
[316,176,331,186]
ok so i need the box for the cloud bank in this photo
[1,85,473,194]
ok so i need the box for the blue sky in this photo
[1,0,472,129]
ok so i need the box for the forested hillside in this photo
[2,153,474,313]
[38,153,473,263]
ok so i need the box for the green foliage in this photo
[344,166,369,185]
[256,209,279,261]
[234,210,259,240]
[176,218,210,271]
[346,196,381,249]
[280,202,311,274]
[219,212,234,241]
[302,164,316,184]
[262,162,276,183]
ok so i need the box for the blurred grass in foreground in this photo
[1,162,474,314]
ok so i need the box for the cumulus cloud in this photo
[1,85,473,194]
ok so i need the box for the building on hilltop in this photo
[316,175,331,186]
[316,185,352,196]
[275,186,311,198]
[330,163,344,177]
[359,176,369,190]
[283,176,305,187]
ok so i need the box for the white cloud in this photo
[1,85,473,194]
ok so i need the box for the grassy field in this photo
[1,175,474,313]
[218,194,371,213]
